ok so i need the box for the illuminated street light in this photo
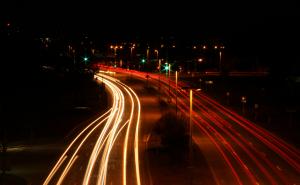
[219,51,222,72]
[175,71,178,115]
[168,64,171,102]
[226,91,230,105]
[146,47,150,61]
[189,89,193,156]
[110,45,123,67]
[154,49,159,60]
[241,96,247,114]
[158,59,162,93]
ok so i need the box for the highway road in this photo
[103,66,300,185]
[43,66,300,185]
[43,72,142,185]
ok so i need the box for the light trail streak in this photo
[97,78,126,185]
[56,155,79,185]
[197,93,300,173]
[122,86,135,185]
[169,81,278,184]
[53,116,110,185]
[43,109,112,185]
[106,67,300,185]
[100,73,142,185]
[42,155,68,185]
[130,86,142,185]
[43,71,142,185]
[83,78,122,185]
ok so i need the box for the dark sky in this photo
[2,0,300,74]
[2,0,300,55]
[3,1,299,37]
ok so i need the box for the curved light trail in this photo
[104,66,300,185]
[43,72,142,185]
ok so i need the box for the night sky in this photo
[2,1,300,64]
[2,1,299,36]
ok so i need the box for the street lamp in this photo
[219,51,222,72]
[154,49,159,61]
[110,45,123,67]
[241,96,247,114]
[158,59,162,91]
[146,47,150,62]
[175,71,178,115]
[72,49,76,65]
[110,45,117,67]
[181,87,201,162]
[226,91,230,105]
[130,45,135,69]
[189,89,193,160]
[168,63,171,77]
[168,63,171,103]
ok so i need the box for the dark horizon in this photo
[2,1,300,76]
[3,1,300,38]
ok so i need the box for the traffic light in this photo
[164,63,169,71]
[141,58,146,63]
[82,56,89,64]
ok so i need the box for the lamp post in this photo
[226,91,230,105]
[110,45,123,67]
[241,96,247,114]
[154,49,159,62]
[72,49,76,65]
[168,64,171,102]
[158,59,162,91]
[175,71,178,115]
[219,51,222,73]
[181,87,201,167]
[189,89,193,161]
[110,45,117,67]
[130,44,135,69]
[146,47,150,62]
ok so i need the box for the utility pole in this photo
[175,71,178,116]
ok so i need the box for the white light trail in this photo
[43,109,112,185]
[43,72,142,185]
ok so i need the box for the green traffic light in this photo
[141,59,146,63]
[84,57,88,61]
[164,64,169,71]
